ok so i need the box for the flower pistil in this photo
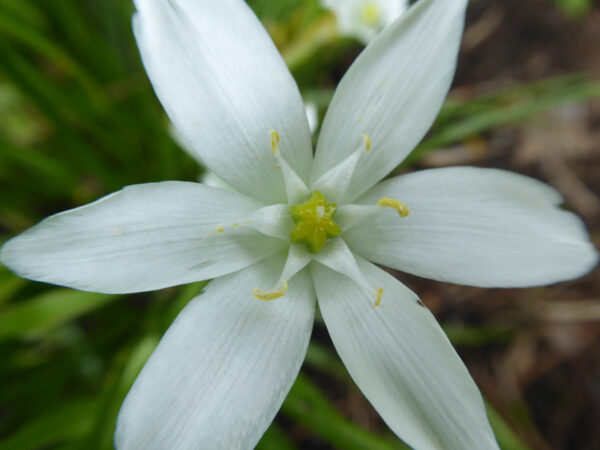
[290,191,342,253]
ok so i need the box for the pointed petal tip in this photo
[345,168,599,289]
[313,256,498,449]
[0,237,14,272]
[0,183,283,295]
[0,234,37,283]
[132,0,313,204]
[114,256,315,449]
[313,0,471,201]
[569,244,599,279]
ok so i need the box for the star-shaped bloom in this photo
[1,0,597,449]
[322,0,409,43]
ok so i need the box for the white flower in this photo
[1,0,597,449]
[322,0,409,43]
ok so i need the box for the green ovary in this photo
[289,191,342,253]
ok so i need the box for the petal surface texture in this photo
[311,0,468,202]
[115,255,315,450]
[0,182,286,294]
[133,0,313,204]
[312,256,498,450]
[344,167,599,287]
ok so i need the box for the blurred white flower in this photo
[305,101,319,134]
[1,0,597,449]
[322,0,409,43]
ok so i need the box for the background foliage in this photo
[0,0,599,448]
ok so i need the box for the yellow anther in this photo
[361,133,371,152]
[377,198,410,218]
[253,280,289,301]
[216,225,225,233]
[374,287,383,307]
[270,130,281,155]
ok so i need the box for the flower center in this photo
[289,191,342,253]
[359,2,382,26]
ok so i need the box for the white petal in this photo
[313,237,375,298]
[200,171,235,192]
[115,254,315,450]
[275,154,310,205]
[241,204,294,241]
[380,0,410,27]
[277,244,312,285]
[133,0,313,204]
[312,0,468,202]
[305,102,319,135]
[311,144,363,203]
[0,183,286,294]
[312,256,498,450]
[344,167,599,287]
[336,204,379,231]
[168,122,202,166]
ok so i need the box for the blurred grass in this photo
[0,0,598,449]
[552,0,594,16]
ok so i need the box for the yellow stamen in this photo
[374,287,384,307]
[361,133,371,152]
[270,130,281,155]
[216,225,225,233]
[377,198,410,217]
[253,280,289,301]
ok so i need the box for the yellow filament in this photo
[361,133,371,152]
[374,287,383,307]
[270,130,281,155]
[377,198,410,217]
[253,280,288,301]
